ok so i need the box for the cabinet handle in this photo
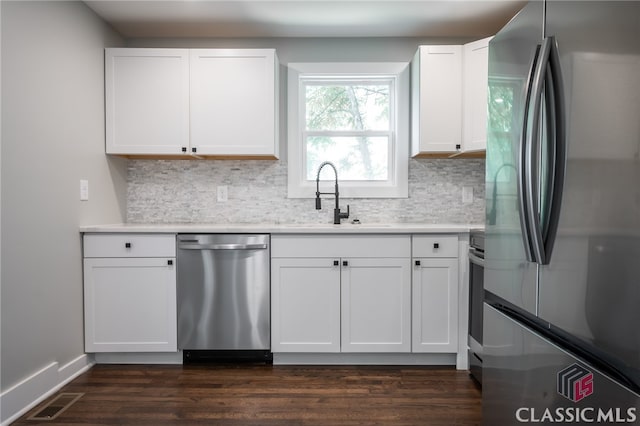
[456,144,461,150]
[342,260,348,267]
[415,260,421,266]
[192,147,197,153]
[125,242,131,249]
[333,260,339,266]
[433,243,439,249]
[181,147,187,153]
[167,259,173,266]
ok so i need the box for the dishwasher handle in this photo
[179,243,268,250]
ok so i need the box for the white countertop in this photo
[79,223,483,234]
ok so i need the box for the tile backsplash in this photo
[126,158,486,224]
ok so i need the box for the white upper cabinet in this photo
[411,38,492,157]
[463,37,492,153]
[105,48,279,158]
[411,45,463,156]
[190,49,278,157]
[105,49,190,155]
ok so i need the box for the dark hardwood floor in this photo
[14,364,481,425]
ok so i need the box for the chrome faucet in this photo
[315,161,350,225]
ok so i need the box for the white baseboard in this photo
[0,354,94,426]
[93,351,182,364]
[273,352,457,365]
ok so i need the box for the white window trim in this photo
[287,62,409,199]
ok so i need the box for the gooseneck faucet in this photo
[315,161,350,225]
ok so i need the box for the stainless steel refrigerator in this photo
[484,1,640,424]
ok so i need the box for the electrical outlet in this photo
[217,185,228,202]
[80,179,89,201]
[462,186,473,204]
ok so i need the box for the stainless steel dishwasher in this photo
[177,234,271,362]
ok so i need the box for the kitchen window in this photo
[287,62,409,198]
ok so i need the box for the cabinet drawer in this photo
[412,235,458,258]
[84,234,176,258]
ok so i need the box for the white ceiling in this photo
[84,0,526,39]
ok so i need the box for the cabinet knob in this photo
[167,259,173,266]
[342,260,348,267]
[455,144,461,150]
[181,147,187,153]
[433,243,439,249]
[415,260,421,266]
[125,242,131,249]
[333,260,339,266]
[192,147,197,153]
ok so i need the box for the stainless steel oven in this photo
[468,230,484,385]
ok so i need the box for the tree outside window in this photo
[303,80,393,182]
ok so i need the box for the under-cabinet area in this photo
[81,228,469,368]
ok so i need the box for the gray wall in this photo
[1,0,126,391]
[126,37,486,225]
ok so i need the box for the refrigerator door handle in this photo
[525,37,553,265]
[540,36,567,265]
[517,45,541,263]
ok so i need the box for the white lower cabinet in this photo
[271,235,411,353]
[271,258,341,352]
[83,234,177,353]
[412,236,460,353]
[341,258,411,352]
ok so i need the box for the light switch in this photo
[217,185,228,202]
[80,179,89,201]
[462,186,473,204]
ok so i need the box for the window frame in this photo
[287,62,409,198]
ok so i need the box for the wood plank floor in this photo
[14,364,481,425]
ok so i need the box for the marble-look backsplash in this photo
[126,158,486,224]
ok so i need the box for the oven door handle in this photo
[469,251,485,267]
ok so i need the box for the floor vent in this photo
[28,393,84,421]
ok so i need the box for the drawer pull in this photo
[125,242,131,249]
[181,147,187,153]
[433,243,439,249]
[333,260,339,266]
[415,260,421,266]
[167,259,173,266]
[342,260,348,267]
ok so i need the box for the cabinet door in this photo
[84,257,177,352]
[411,45,462,156]
[341,258,411,352]
[105,48,190,155]
[271,258,341,352]
[463,37,492,153]
[412,257,459,352]
[190,49,278,157]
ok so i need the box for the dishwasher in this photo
[177,234,271,363]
